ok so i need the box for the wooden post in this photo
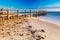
[17,10,19,17]
[25,10,26,17]
[30,10,31,17]
[1,8,3,11]
[0,8,3,20]
[7,9,9,19]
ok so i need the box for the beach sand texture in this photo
[0,16,60,40]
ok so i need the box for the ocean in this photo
[37,12,60,24]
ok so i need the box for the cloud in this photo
[43,2,60,11]
[47,2,60,7]
[43,8,60,12]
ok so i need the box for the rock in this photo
[6,32,11,36]
[26,33,30,35]
[41,37,44,39]
[19,34,23,36]
[36,38,40,40]
[28,26,32,28]
[30,29,37,35]
[41,29,45,32]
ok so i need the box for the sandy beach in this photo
[37,17,60,26]
[0,16,60,40]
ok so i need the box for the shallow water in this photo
[37,12,60,24]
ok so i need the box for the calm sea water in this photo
[37,12,60,23]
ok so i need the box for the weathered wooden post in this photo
[1,8,3,11]
[35,10,36,13]
[36,10,37,14]
[0,8,3,20]
[30,10,31,17]
[17,10,19,18]
[0,8,3,15]
[7,9,9,19]
[36,10,37,17]
[25,10,26,17]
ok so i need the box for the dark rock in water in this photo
[33,13,46,17]
[33,11,46,17]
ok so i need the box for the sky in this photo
[0,0,60,11]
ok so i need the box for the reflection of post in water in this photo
[7,9,9,19]
[17,10,19,17]
[25,10,26,17]
[30,10,31,17]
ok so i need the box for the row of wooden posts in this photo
[16,9,32,17]
[0,8,33,19]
